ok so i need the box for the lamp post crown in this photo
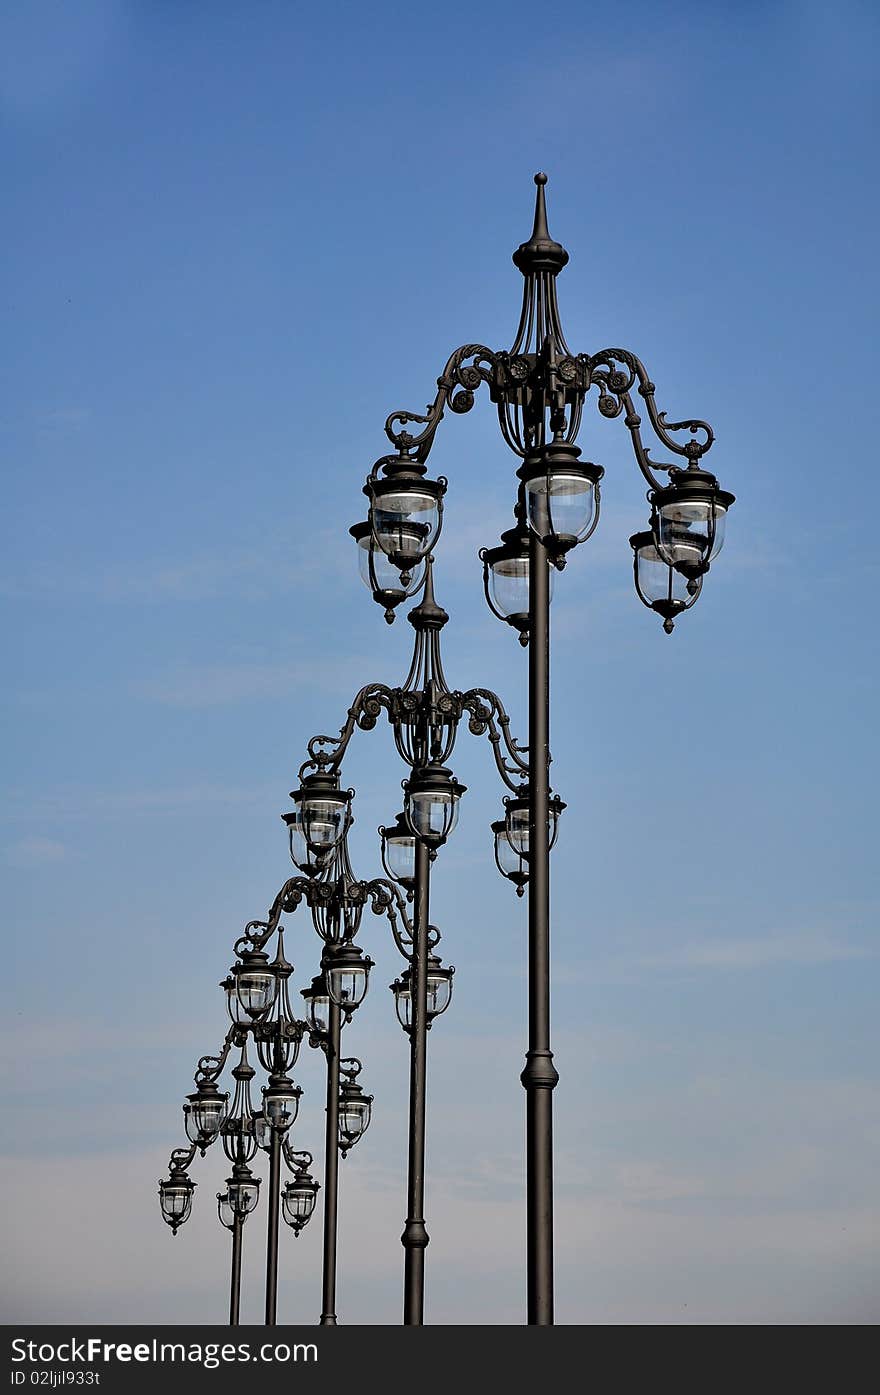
[512,173,569,276]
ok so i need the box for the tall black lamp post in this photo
[353,174,734,1323]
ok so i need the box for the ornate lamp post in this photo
[216,1040,262,1326]
[159,908,319,1325]
[355,174,735,1324]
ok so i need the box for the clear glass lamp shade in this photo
[488,554,530,621]
[287,821,331,875]
[327,965,369,1011]
[393,979,413,1030]
[262,1086,300,1133]
[372,490,439,564]
[299,797,348,853]
[636,535,692,606]
[283,1181,317,1229]
[217,1192,235,1230]
[382,830,416,885]
[657,498,726,571]
[184,1093,228,1144]
[252,1112,273,1152]
[407,788,460,841]
[235,968,277,1020]
[426,968,452,1017]
[505,802,561,858]
[392,966,452,1028]
[228,1177,260,1216]
[357,528,424,593]
[159,1180,193,1227]
[339,1097,371,1144]
[494,826,524,879]
[525,472,597,546]
[305,994,330,1036]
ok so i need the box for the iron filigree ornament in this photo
[361,173,734,636]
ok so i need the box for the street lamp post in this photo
[158,901,322,1324]
[356,173,734,1323]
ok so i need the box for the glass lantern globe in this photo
[404,764,466,848]
[217,1190,236,1231]
[233,949,277,1021]
[391,954,454,1031]
[350,519,424,623]
[301,973,331,1036]
[492,817,529,894]
[337,1078,373,1157]
[283,774,351,876]
[481,523,554,644]
[282,1165,319,1235]
[227,1166,260,1218]
[251,1111,272,1153]
[365,462,445,574]
[504,792,564,858]
[519,443,603,557]
[159,1170,195,1234]
[261,1076,301,1134]
[630,529,702,634]
[379,811,417,890]
[481,524,530,642]
[493,791,565,894]
[651,469,735,579]
[326,941,373,1014]
[184,1081,229,1149]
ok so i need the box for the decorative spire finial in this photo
[512,172,569,276]
[407,555,449,631]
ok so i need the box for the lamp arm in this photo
[234,876,312,956]
[298,682,394,781]
[282,1142,314,1175]
[383,342,499,461]
[364,876,419,960]
[193,1024,243,1086]
[584,347,715,490]
[168,1144,198,1174]
[460,686,530,791]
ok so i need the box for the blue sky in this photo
[2,0,878,1324]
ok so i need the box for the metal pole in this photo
[320,999,341,1325]
[523,530,558,1325]
[264,1127,281,1325]
[229,1213,243,1326]
[402,836,431,1325]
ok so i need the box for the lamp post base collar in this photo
[520,1049,559,1091]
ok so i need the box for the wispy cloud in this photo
[0,535,340,604]
[3,836,67,868]
[557,928,877,981]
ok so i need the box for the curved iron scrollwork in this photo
[384,343,499,463]
[299,682,394,781]
[584,347,715,490]
[168,1144,197,1173]
[460,687,530,791]
[194,1025,242,1086]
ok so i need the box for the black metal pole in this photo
[229,1213,243,1326]
[523,530,558,1325]
[320,999,341,1325]
[402,836,431,1325]
[264,1127,281,1325]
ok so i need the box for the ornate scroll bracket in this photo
[460,687,530,792]
[299,682,394,781]
[384,343,499,463]
[584,347,715,490]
